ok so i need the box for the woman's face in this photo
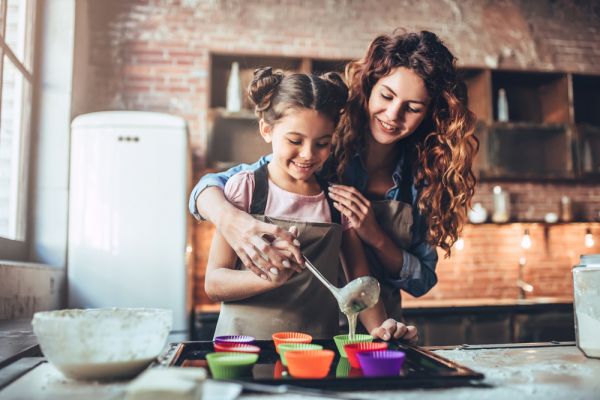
[367,67,430,145]
[260,108,333,182]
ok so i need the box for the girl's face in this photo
[367,67,430,145]
[260,108,334,182]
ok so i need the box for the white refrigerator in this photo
[68,111,191,337]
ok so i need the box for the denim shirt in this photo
[189,153,438,297]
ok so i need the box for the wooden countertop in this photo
[195,296,573,314]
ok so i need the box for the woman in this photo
[190,30,478,339]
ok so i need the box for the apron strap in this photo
[250,163,270,214]
[315,174,341,225]
[399,164,413,205]
[250,162,341,224]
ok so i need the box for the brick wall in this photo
[74,0,600,307]
[405,223,600,302]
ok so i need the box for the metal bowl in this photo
[32,308,172,380]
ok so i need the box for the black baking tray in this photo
[168,339,484,390]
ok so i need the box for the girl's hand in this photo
[369,319,419,344]
[328,184,382,246]
[221,209,304,281]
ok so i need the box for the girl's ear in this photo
[259,119,272,143]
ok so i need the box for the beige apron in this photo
[370,199,413,321]
[341,199,412,326]
[214,164,343,340]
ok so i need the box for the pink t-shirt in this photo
[224,171,350,229]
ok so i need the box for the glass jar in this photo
[573,254,600,358]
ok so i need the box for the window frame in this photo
[0,0,37,261]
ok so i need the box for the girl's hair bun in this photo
[248,67,284,113]
[320,71,349,111]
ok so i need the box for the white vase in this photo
[497,88,509,122]
[492,186,510,223]
[226,62,242,112]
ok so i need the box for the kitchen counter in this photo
[0,343,598,399]
[402,296,573,308]
[197,296,573,314]
[0,320,37,369]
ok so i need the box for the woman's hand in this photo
[328,184,383,246]
[369,319,419,344]
[221,208,304,281]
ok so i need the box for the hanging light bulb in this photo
[455,237,465,251]
[585,228,595,248]
[521,228,532,249]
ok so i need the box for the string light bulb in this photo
[521,229,532,249]
[585,228,594,248]
[455,237,465,251]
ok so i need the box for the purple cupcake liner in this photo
[356,350,406,377]
[214,335,255,345]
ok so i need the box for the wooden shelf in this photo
[483,123,574,179]
[491,70,569,124]
[573,74,600,126]
[206,52,600,180]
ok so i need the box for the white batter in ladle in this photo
[303,256,380,338]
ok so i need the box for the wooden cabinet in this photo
[466,68,599,180]
[573,74,600,176]
[402,303,574,346]
[207,53,600,179]
[193,303,575,345]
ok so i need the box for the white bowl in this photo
[32,308,172,381]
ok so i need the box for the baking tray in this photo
[164,339,484,390]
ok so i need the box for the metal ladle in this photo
[303,256,380,314]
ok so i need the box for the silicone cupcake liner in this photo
[285,349,335,379]
[336,358,364,378]
[206,352,258,379]
[272,332,312,353]
[344,342,388,369]
[273,360,285,379]
[335,357,351,377]
[333,334,373,358]
[356,350,406,377]
[213,342,261,354]
[278,343,323,366]
[213,335,255,345]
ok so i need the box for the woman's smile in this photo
[375,117,400,133]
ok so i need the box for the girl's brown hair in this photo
[248,66,348,127]
[335,30,479,256]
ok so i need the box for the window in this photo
[0,0,36,258]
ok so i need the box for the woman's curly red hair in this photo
[334,30,479,257]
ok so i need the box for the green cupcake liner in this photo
[278,343,323,367]
[333,334,373,358]
[206,352,258,379]
[336,358,351,377]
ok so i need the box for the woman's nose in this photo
[385,101,403,122]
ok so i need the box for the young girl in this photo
[204,67,403,340]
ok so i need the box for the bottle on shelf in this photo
[226,61,242,113]
[560,195,573,222]
[497,88,509,122]
[492,185,510,223]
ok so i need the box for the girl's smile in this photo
[260,108,334,193]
